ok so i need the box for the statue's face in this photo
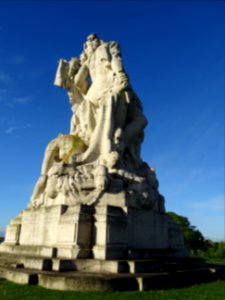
[84,36,100,57]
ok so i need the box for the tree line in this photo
[168,212,225,262]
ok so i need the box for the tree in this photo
[167,211,206,255]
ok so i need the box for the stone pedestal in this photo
[1,199,187,260]
[1,204,94,259]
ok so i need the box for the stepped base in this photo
[0,202,219,291]
[0,253,224,291]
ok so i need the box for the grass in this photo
[205,258,225,264]
[0,279,224,300]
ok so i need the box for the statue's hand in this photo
[112,72,129,95]
[118,72,129,89]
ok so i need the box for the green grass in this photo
[205,258,225,264]
[0,280,224,300]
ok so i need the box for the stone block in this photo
[0,244,56,257]
[1,204,95,259]
[55,205,94,258]
[167,216,189,256]
[93,205,128,259]
[19,206,63,246]
[6,269,38,285]
[127,208,168,249]
[52,259,76,271]
[4,224,21,245]
[38,273,112,291]
[128,260,161,273]
[56,246,89,259]
[38,273,139,291]
[52,259,129,273]
[21,257,52,271]
[4,215,22,245]
[56,205,94,250]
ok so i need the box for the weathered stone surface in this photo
[0,249,223,291]
[1,204,94,259]
[0,244,55,257]
[4,214,22,245]
[127,209,168,249]
[0,34,190,290]
[26,33,162,211]
[5,269,38,285]
[168,216,188,256]
[20,206,62,246]
[93,205,128,259]
[38,273,139,291]
[52,259,129,273]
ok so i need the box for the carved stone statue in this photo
[28,33,164,212]
[0,34,188,271]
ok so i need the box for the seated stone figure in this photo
[29,134,87,207]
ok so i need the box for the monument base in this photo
[0,251,223,291]
[1,193,188,260]
[1,198,223,291]
[0,193,191,290]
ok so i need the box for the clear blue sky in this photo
[0,1,224,241]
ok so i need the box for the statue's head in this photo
[83,33,101,58]
[86,33,99,42]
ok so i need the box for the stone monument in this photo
[0,34,191,291]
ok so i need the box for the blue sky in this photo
[0,1,224,241]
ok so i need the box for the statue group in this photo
[0,34,187,265]
[29,34,165,213]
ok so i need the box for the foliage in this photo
[197,241,225,262]
[0,279,225,300]
[167,211,206,254]
[167,211,225,261]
